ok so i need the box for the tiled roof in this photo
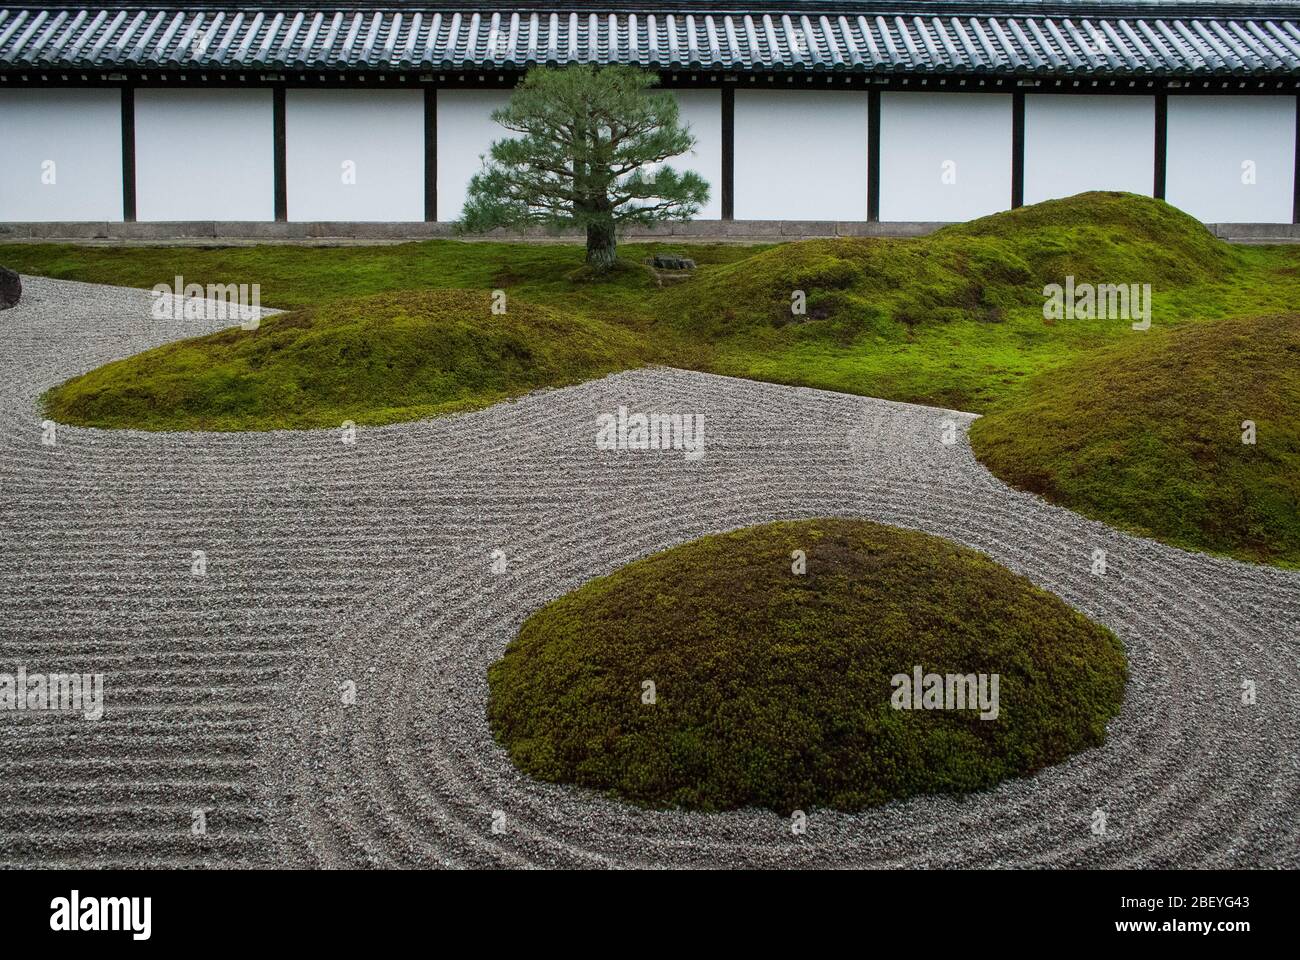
[2,5,1300,76]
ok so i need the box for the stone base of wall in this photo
[0,220,944,243]
[1,220,1296,244]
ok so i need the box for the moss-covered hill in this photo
[24,192,1300,432]
[488,518,1127,813]
[661,191,1236,340]
[970,311,1300,567]
[43,289,649,431]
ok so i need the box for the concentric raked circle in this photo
[1,277,1297,868]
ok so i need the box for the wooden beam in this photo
[1011,90,1025,209]
[273,86,287,222]
[868,87,880,221]
[1153,93,1167,200]
[120,85,135,222]
[425,86,437,222]
[721,86,734,220]
[1293,95,1300,224]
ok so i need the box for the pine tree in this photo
[460,65,709,272]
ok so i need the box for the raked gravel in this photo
[1,275,1297,869]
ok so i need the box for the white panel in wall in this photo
[879,92,1011,222]
[134,89,273,221]
[285,90,424,222]
[1024,95,1153,204]
[0,89,123,221]
[668,90,722,220]
[436,89,512,222]
[1166,96,1295,224]
[734,90,868,220]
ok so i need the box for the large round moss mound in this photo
[970,312,1300,567]
[487,519,1127,813]
[662,191,1235,340]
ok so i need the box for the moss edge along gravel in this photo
[487,518,1128,813]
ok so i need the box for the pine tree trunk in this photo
[585,220,617,272]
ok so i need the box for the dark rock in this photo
[651,255,696,271]
[0,267,20,310]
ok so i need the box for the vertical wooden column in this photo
[721,86,734,220]
[867,87,880,222]
[273,86,287,222]
[1153,93,1168,200]
[121,86,136,222]
[1293,94,1300,224]
[1011,91,1025,209]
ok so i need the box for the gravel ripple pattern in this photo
[1,276,1297,869]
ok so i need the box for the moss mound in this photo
[31,191,1290,433]
[487,518,1127,813]
[663,192,1236,339]
[43,289,648,431]
[971,312,1300,567]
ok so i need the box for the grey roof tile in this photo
[2,5,1298,77]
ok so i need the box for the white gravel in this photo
[1,275,1297,869]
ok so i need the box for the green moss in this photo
[23,193,1300,566]
[487,518,1128,813]
[970,312,1300,567]
[662,192,1235,338]
[15,192,1300,431]
[43,289,649,431]
[0,238,756,313]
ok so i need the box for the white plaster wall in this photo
[1166,96,1295,223]
[733,90,869,220]
[0,89,123,221]
[436,89,513,222]
[668,89,722,220]
[134,89,274,221]
[285,89,424,222]
[1024,95,1154,203]
[879,92,1011,222]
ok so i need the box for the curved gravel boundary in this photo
[1,276,1297,869]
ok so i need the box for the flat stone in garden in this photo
[0,267,20,310]
[651,255,695,270]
